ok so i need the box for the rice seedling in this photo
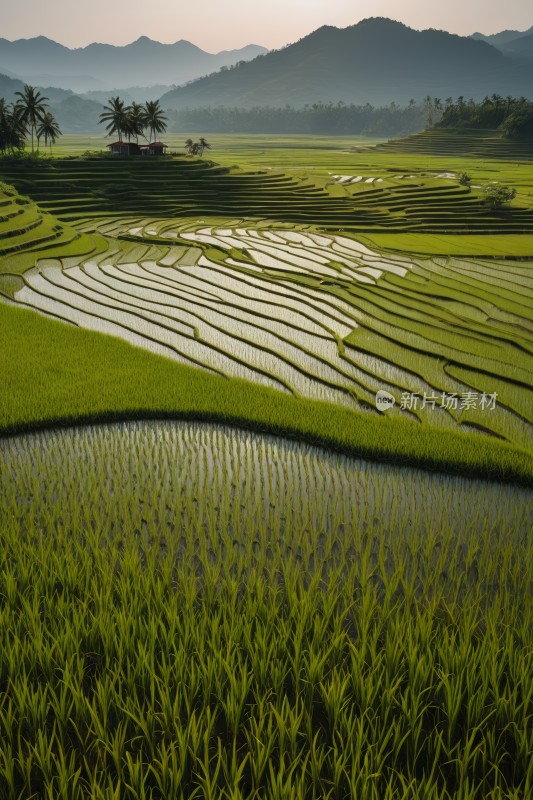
[0,420,531,799]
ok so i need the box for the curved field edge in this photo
[1,303,531,485]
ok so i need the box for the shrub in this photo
[483,183,516,210]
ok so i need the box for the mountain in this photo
[0,36,268,91]
[471,26,533,47]
[81,86,178,104]
[499,32,533,63]
[0,73,103,133]
[0,72,25,101]
[52,95,104,133]
[160,18,533,110]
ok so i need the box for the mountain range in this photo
[471,25,533,53]
[1,18,532,133]
[0,36,267,93]
[159,18,533,109]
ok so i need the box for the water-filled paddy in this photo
[2,420,531,542]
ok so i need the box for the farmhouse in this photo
[107,141,141,156]
[107,141,169,156]
[143,141,168,155]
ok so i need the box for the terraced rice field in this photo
[2,147,533,239]
[0,180,99,260]
[360,128,533,160]
[5,216,532,450]
[1,134,533,799]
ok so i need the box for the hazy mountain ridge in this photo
[0,73,104,133]
[471,26,533,47]
[471,26,533,63]
[159,18,533,109]
[2,18,532,134]
[499,33,533,62]
[0,36,268,92]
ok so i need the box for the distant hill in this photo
[0,73,103,133]
[0,72,25,101]
[160,18,533,110]
[470,27,533,47]
[52,95,104,133]
[81,86,177,104]
[0,36,268,92]
[499,32,533,62]
[471,26,533,63]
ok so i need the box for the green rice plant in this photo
[1,420,530,798]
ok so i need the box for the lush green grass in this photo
[1,421,531,799]
[362,233,533,257]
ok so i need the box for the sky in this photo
[2,0,532,51]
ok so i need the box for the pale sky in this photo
[1,0,532,51]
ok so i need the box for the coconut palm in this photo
[126,103,146,144]
[198,137,211,156]
[0,101,26,155]
[14,84,49,151]
[99,96,128,141]
[143,100,167,143]
[36,111,62,151]
[184,138,195,154]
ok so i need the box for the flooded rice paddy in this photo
[1,420,531,542]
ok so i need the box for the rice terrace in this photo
[1,10,533,800]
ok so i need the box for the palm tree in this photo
[185,138,195,154]
[127,103,146,143]
[36,112,62,151]
[99,96,128,141]
[0,101,26,155]
[143,100,167,143]
[198,137,211,156]
[14,84,49,151]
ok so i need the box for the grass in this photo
[0,420,531,799]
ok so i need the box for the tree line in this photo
[0,85,61,155]
[164,95,533,138]
[435,95,533,139]
[165,100,430,136]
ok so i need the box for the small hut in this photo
[107,141,141,156]
[146,141,168,155]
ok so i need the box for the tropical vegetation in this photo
[185,137,211,155]
[0,86,62,155]
[98,96,168,143]
[437,95,533,137]
[483,183,517,209]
